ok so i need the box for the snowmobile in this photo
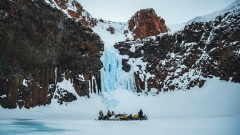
[108,115,120,121]
[142,114,148,120]
[98,114,110,120]
[132,114,148,120]
[133,114,139,120]
[120,114,133,120]
[98,115,104,120]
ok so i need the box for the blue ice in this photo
[0,119,66,135]
[104,99,120,109]
[101,46,136,93]
[101,49,122,92]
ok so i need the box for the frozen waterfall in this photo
[91,20,135,94]
[101,44,136,92]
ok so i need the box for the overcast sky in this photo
[77,0,236,24]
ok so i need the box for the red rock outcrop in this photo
[128,8,168,40]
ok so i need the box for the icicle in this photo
[54,66,58,84]
[89,79,91,94]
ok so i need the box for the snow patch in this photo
[167,23,186,33]
[22,79,28,87]
[0,94,6,98]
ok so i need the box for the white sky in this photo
[77,0,236,24]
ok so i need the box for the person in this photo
[99,110,104,120]
[111,111,115,116]
[107,110,111,117]
[138,109,143,121]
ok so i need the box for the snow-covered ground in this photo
[1,78,240,135]
[1,116,240,135]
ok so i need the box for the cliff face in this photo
[46,2,168,41]
[115,9,240,93]
[0,0,103,109]
[128,8,168,40]
[51,0,97,27]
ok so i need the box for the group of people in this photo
[99,109,144,121]
[99,110,115,119]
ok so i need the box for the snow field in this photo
[1,78,240,120]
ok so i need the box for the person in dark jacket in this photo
[99,110,104,120]
[107,110,111,117]
[138,109,143,121]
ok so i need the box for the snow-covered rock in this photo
[114,2,240,93]
[187,0,240,24]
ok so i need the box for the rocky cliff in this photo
[47,1,168,41]
[115,9,240,93]
[128,8,168,40]
[49,0,97,27]
[0,0,103,109]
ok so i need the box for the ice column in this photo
[101,46,136,92]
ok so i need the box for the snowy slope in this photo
[1,77,240,119]
[92,20,133,45]
[168,0,240,32]
[187,0,240,24]
[167,23,186,33]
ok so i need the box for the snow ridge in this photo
[187,0,240,24]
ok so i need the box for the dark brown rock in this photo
[106,26,115,34]
[124,30,129,34]
[0,0,103,109]
[55,88,77,105]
